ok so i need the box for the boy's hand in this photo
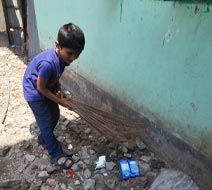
[55,90,73,110]
[58,97,73,110]
[55,90,66,98]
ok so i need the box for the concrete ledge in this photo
[61,68,212,190]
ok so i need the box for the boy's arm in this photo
[37,76,71,109]
[55,82,66,98]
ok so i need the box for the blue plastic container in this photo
[119,160,131,180]
[128,159,140,177]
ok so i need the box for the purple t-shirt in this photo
[23,48,68,101]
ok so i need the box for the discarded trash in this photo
[120,160,140,179]
[68,144,73,150]
[95,155,106,169]
[120,160,131,179]
[103,173,108,176]
[66,170,75,178]
[128,160,140,177]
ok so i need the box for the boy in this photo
[23,23,85,169]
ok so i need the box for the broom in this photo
[67,99,145,144]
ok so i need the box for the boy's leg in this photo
[28,100,63,160]
[47,99,60,129]
[37,100,59,146]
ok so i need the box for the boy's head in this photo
[56,23,85,65]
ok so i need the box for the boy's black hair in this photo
[57,23,85,52]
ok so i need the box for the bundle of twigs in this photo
[68,99,144,144]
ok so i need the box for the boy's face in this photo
[55,42,81,65]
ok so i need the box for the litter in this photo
[66,170,75,178]
[128,160,140,177]
[120,159,140,179]
[68,144,73,150]
[95,155,106,169]
[120,160,131,180]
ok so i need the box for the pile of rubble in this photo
[1,111,165,190]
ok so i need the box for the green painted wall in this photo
[34,0,212,158]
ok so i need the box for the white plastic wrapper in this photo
[95,155,106,169]
[68,144,73,150]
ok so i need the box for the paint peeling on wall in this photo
[162,28,171,46]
